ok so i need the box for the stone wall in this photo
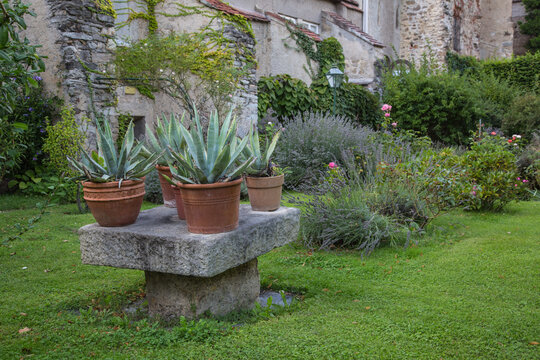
[399,0,452,65]
[224,25,258,136]
[254,16,317,85]
[25,0,117,145]
[400,0,514,65]
[453,0,481,56]
[478,0,514,59]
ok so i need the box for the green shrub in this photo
[144,169,163,204]
[447,51,540,92]
[472,73,522,128]
[460,136,525,211]
[42,106,87,177]
[383,69,484,145]
[0,85,61,184]
[502,93,540,142]
[7,165,77,203]
[517,132,540,189]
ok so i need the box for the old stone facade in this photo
[399,0,517,65]
[23,0,527,138]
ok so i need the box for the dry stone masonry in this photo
[45,0,117,143]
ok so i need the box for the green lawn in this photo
[0,194,538,359]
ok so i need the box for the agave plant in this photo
[67,117,162,185]
[243,125,282,177]
[144,112,186,166]
[166,109,255,184]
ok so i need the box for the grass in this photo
[0,194,538,359]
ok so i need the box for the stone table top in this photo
[79,205,300,277]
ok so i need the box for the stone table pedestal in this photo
[79,205,300,319]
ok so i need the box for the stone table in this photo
[79,205,300,319]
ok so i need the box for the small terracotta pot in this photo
[245,174,284,211]
[156,165,176,208]
[82,179,145,227]
[178,178,243,234]
[171,185,186,220]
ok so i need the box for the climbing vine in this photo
[93,0,117,18]
[285,24,345,80]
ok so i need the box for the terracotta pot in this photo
[245,174,284,211]
[82,179,145,227]
[178,178,243,234]
[171,185,186,220]
[156,165,176,208]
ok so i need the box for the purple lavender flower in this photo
[32,157,37,161]
[28,107,33,112]
[33,75,42,81]
[40,128,45,133]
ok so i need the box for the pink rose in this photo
[508,139,512,143]
[384,113,391,118]
[328,162,337,169]
[391,122,397,127]
[381,104,390,111]
[388,105,392,111]
[490,132,496,136]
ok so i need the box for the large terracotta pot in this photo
[82,179,145,227]
[156,165,176,208]
[245,174,284,211]
[171,185,186,220]
[178,178,243,234]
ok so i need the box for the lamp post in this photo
[325,66,344,116]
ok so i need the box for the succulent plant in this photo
[144,112,186,166]
[166,109,255,184]
[67,117,162,185]
[243,125,282,177]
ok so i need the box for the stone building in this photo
[23,0,526,137]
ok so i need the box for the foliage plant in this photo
[68,117,161,184]
[257,75,380,126]
[243,124,281,177]
[144,112,186,166]
[144,168,163,204]
[460,134,525,211]
[0,0,46,117]
[43,106,87,177]
[502,93,540,142]
[518,0,540,52]
[274,112,374,187]
[516,132,540,190]
[113,30,246,118]
[291,175,404,255]
[7,165,77,203]
[165,109,254,184]
[446,51,540,92]
[382,65,484,145]
[0,116,25,183]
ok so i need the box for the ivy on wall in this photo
[93,0,117,18]
[258,73,380,126]
[285,25,345,80]
[259,33,379,125]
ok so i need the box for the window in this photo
[298,20,320,34]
